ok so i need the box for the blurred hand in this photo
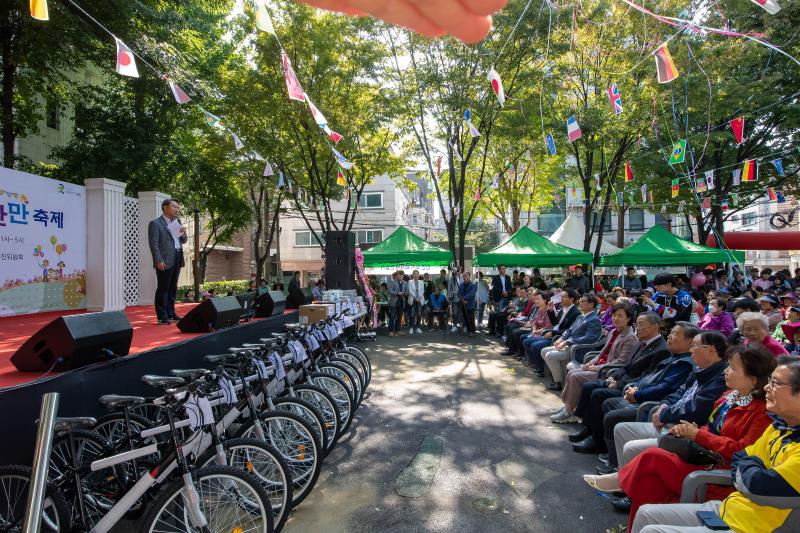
[296,0,508,43]
[623,386,638,403]
[156,262,167,271]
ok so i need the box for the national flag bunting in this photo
[730,117,745,145]
[337,170,346,186]
[168,80,191,104]
[671,178,679,198]
[624,161,634,182]
[30,0,49,20]
[607,83,623,115]
[617,191,624,206]
[474,188,480,201]
[114,37,139,78]
[696,177,707,193]
[777,191,786,203]
[661,204,667,214]
[721,197,729,210]
[772,159,784,176]
[253,0,277,34]
[263,161,274,177]
[702,197,711,209]
[731,169,741,186]
[451,141,463,162]
[436,155,442,178]
[277,171,285,187]
[654,44,679,83]
[768,187,777,201]
[641,184,647,203]
[331,146,353,169]
[705,170,715,190]
[648,191,654,204]
[567,116,582,142]
[668,139,687,165]
[678,200,685,212]
[487,67,505,106]
[305,94,343,143]
[750,0,782,15]
[464,109,481,138]
[281,51,305,102]
[545,133,556,156]
[742,159,757,181]
[595,174,601,191]
[232,132,244,150]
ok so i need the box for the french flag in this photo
[567,116,582,143]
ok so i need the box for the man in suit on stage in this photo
[148,198,187,325]
[491,264,512,310]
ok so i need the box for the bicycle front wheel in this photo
[145,464,274,533]
[0,464,69,532]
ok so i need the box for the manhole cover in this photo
[472,497,503,515]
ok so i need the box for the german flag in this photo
[742,159,757,181]
[655,44,679,83]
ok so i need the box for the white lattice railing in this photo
[123,196,140,306]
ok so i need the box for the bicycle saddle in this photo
[141,375,186,389]
[227,347,254,354]
[53,417,97,433]
[205,353,237,364]
[170,369,211,381]
[271,332,288,339]
[98,395,145,410]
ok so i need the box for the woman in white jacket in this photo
[407,270,426,334]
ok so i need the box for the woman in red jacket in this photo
[582,344,776,528]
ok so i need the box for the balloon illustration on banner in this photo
[691,272,707,289]
[33,245,44,258]
[50,235,57,245]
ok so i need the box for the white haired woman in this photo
[737,311,789,357]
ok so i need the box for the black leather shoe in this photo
[610,496,631,512]
[500,349,514,356]
[158,319,171,325]
[596,463,618,475]
[170,315,182,321]
[546,382,563,391]
[568,427,591,443]
[534,369,545,377]
[572,436,598,453]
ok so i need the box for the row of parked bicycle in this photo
[1,312,372,532]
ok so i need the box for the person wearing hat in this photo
[759,294,784,331]
[781,320,800,355]
[774,303,800,345]
[642,273,692,334]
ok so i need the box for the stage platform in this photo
[0,303,208,389]
[0,306,297,466]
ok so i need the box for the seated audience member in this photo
[773,300,800,344]
[427,286,448,331]
[781,322,800,356]
[487,287,525,337]
[501,288,538,355]
[182,289,196,303]
[759,294,784,330]
[551,303,638,424]
[738,311,789,357]
[585,345,775,521]
[729,270,747,297]
[699,297,736,337]
[247,280,258,292]
[752,268,773,292]
[570,313,670,448]
[202,288,216,300]
[630,356,800,533]
[523,289,581,375]
[572,323,698,471]
[609,330,729,471]
[544,294,604,396]
[600,292,620,333]
[715,287,733,311]
[259,278,269,289]
[727,298,760,345]
[504,291,553,358]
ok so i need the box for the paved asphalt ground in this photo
[283,328,629,533]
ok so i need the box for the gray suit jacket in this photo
[148,216,187,269]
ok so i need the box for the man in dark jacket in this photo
[148,198,187,324]
[565,266,592,294]
[570,312,669,444]
[491,265,512,310]
[571,322,698,470]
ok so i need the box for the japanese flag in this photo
[114,37,139,78]
[750,0,781,14]
[487,67,505,106]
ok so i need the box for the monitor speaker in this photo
[11,311,133,372]
[254,290,286,318]
[300,287,313,305]
[177,296,243,333]
[325,231,356,290]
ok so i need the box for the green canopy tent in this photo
[597,225,745,266]
[361,226,453,267]
[475,226,593,267]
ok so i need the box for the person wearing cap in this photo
[759,294,784,330]
[643,273,692,334]
[782,322,800,355]
[738,311,789,357]
[773,303,800,345]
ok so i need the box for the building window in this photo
[357,192,383,209]
[590,212,612,232]
[46,89,60,130]
[741,212,757,226]
[629,208,644,231]
[355,229,383,244]
[294,230,323,247]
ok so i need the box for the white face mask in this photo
[708,304,718,313]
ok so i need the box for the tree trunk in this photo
[1,23,16,169]
[616,207,626,249]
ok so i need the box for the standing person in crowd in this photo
[427,285,448,330]
[630,356,800,533]
[407,270,425,335]
[377,282,390,327]
[532,268,548,290]
[622,267,643,292]
[759,294,784,330]
[147,198,187,325]
[448,266,464,333]
[511,270,521,287]
[699,297,736,337]
[311,279,325,301]
[524,289,581,374]
[730,269,748,296]
[435,269,448,291]
[459,271,478,337]
[738,311,790,357]
[422,272,435,303]
[565,265,592,294]
[492,265,512,310]
[643,273,693,333]
[387,271,406,337]
[476,272,490,328]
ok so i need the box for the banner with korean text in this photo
[0,168,86,316]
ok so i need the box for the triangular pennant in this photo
[750,0,781,15]
[232,132,244,150]
[203,109,223,129]
[168,80,191,104]
[253,0,277,34]
[337,170,346,186]
[114,37,139,78]
[771,159,785,176]
[730,117,745,145]
[331,146,353,169]
[487,67,505,106]
[281,51,305,102]
[30,0,49,21]
[263,161,274,177]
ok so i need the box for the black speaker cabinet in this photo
[325,231,356,290]
[236,292,257,311]
[11,311,133,372]
[300,287,313,304]
[254,290,287,317]
[177,296,243,333]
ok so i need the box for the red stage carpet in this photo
[0,303,203,389]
